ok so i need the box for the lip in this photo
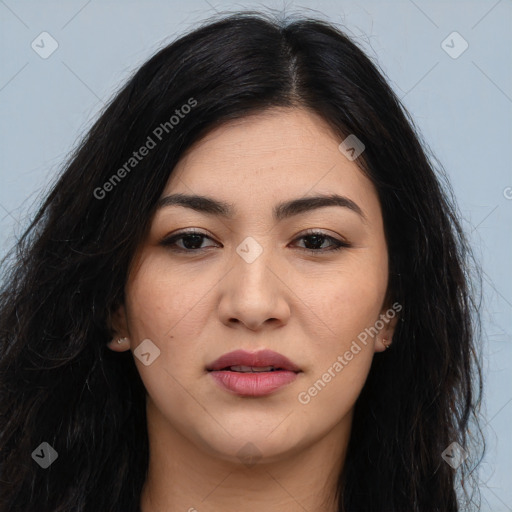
[207,349,301,372]
[207,349,302,397]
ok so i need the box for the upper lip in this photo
[207,349,301,372]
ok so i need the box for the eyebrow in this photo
[155,192,367,223]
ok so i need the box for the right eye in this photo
[159,230,220,252]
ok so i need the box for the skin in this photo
[108,107,398,512]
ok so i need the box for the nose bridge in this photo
[218,233,289,329]
[232,234,274,293]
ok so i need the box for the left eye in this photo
[160,230,350,253]
[295,232,350,252]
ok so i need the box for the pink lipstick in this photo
[206,349,301,397]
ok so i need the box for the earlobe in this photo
[375,335,392,353]
[379,336,392,351]
[107,336,131,352]
[106,304,131,352]
[374,305,400,352]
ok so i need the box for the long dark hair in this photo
[0,10,483,512]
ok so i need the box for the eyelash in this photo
[159,229,350,254]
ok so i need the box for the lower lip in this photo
[209,370,299,397]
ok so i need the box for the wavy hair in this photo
[0,10,483,512]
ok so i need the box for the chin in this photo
[190,421,305,465]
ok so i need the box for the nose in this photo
[217,241,291,332]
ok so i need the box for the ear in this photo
[106,304,131,352]
[374,302,400,353]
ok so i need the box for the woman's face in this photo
[111,107,396,464]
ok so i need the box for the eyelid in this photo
[297,228,348,242]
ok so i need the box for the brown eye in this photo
[293,231,350,253]
[160,230,219,252]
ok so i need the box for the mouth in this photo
[206,349,301,372]
[206,349,302,397]
[213,365,290,373]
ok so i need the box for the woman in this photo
[0,10,483,512]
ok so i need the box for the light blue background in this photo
[1,1,511,510]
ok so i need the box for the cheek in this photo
[295,254,387,405]
[125,254,212,341]
[124,263,209,427]
[294,343,372,443]
[124,256,213,400]
[312,260,388,343]
[296,278,380,424]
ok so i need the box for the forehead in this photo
[172,107,343,172]
[162,108,380,222]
